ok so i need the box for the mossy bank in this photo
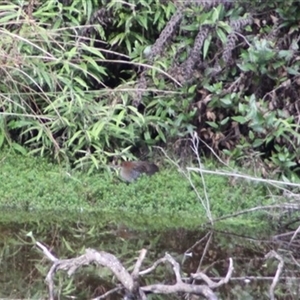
[0,150,273,231]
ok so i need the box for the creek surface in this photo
[0,210,298,299]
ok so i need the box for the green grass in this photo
[0,149,274,230]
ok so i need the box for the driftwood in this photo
[36,241,233,300]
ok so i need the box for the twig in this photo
[190,132,213,222]
[289,224,300,247]
[132,248,147,279]
[36,242,57,262]
[211,204,300,224]
[139,257,167,276]
[191,258,234,289]
[92,286,123,300]
[184,231,211,256]
[265,250,284,300]
[185,275,300,281]
[187,167,300,188]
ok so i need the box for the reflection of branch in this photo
[37,243,224,300]
[265,250,284,300]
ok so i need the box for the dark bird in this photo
[119,161,159,183]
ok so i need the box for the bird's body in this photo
[120,161,159,182]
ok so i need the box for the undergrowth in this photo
[1,1,300,180]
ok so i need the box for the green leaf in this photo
[248,130,254,140]
[157,127,166,143]
[203,36,211,59]
[188,85,197,94]
[212,7,220,23]
[206,121,218,129]
[220,98,232,106]
[253,139,264,148]
[220,117,229,125]
[136,15,148,30]
[11,143,27,155]
[232,116,247,124]
[216,28,227,44]
[74,77,89,88]
[0,132,5,147]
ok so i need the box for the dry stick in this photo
[92,286,122,300]
[273,231,300,240]
[36,242,57,262]
[132,248,147,279]
[191,132,213,222]
[139,257,168,276]
[191,276,300,281]
[288,224,300,247]
[191,258,234,289]
[184,231,211,256]
[209,204,300,224]
[198,231,213,272]
[187,167,300,188]
[166,253,182,283]
[265,250,284,300]
[130,249,148,300]
[289,254,300,268]
[141,282,218,300]
[189,232,214,290]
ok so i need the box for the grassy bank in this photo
[0,150,272,230]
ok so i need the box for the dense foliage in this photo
[1,0,300,179]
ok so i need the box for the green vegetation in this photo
[2,3,300,299]
[0,150,272,229]
[1,0,300,181]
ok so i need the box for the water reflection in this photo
[0,211,299,299]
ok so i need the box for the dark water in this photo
[1,210,299,300]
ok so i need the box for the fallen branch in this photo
[36,242,230,300]
[191,258,234,288]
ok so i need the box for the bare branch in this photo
[265,250,284,300]
[132,248,147,280]
[92,286,122,300]
[191,258,234,288]
[37,242,224,300]
[139,257,167,276]
[45,248,135,300]
[141,283,218,300]
[36,242,57,262]
[289,224,300,247]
